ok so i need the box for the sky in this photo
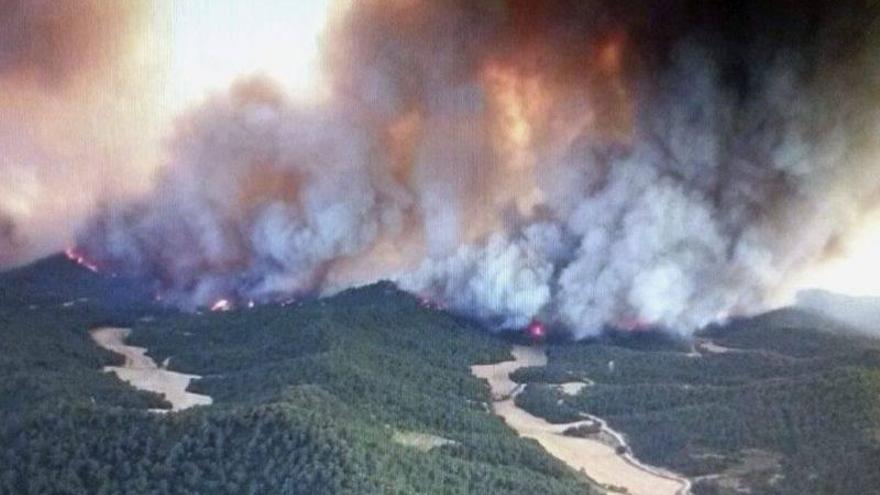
[159,0,336,112]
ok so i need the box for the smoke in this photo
[0,212,18,265]
[76,0,880,337]
[0,0,162,267]
[0,0,141,84]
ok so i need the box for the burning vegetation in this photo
[527,320,547,342]
[64,247,100,274]
[210,299,233,312]
[7,0,876,338]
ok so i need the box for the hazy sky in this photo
[160,0,335,111]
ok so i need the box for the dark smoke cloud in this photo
[80,0,880,337]
[0,0,142,86]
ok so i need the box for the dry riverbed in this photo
[91,327,212,412]
[472,346,690,495]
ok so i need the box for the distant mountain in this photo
[796,289,880,333]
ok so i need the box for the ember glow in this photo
[210,299,233,312]
[527,321,546,340]
[615,318,652,333]
[64,247,99,274]
[6,1,880,338]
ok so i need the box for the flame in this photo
[210,299,233,312]
[615,317,652,332]
[418,295,443,310]
[527,320,546,339]
[482,61,547,161]
[483,64,532,150]
[481,61,551,213]
[64,246,99,273]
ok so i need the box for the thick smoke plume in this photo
[79,0,880,337]
[0,0,160,266]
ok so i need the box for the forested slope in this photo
[0,257,593,495]
[513,310,880,494]
[8,255,879,494]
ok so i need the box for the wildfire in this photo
[480,61,551,215]
[527,320,546,341]
[64,246,100,273]
[210,299,233,312]
[483,63,532,150]
[615,317,652,332]
[418,295,443,310]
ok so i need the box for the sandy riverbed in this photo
[91,327,212,412]
[558,381,589,396]
[472,346,690,495]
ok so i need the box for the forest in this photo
[513,309,880,494]
[5,255,880,494]
[0,257,595,495]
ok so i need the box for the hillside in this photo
[797,289,880,334]
[0,257,593,495]
[4,255,880,494]
[511,309,880,494]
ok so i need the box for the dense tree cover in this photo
[0,255,159,318]
[514,310,880,494]
[124,283,592,493]
[0,264,170,412]
[0,258,594,494]
[13,256,880,494]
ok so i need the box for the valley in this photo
[472,346,690,495]
[90,327,212,412]
[2,257,880,494]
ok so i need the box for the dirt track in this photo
[472,346,690,495]
[91,327,212,412]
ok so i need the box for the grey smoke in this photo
[79,0,880,337]
[0,0,156,268]
[0,212,18,265]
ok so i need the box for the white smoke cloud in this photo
[73,0,880,338]
[399,232,554,329]
[0,0,162,267]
